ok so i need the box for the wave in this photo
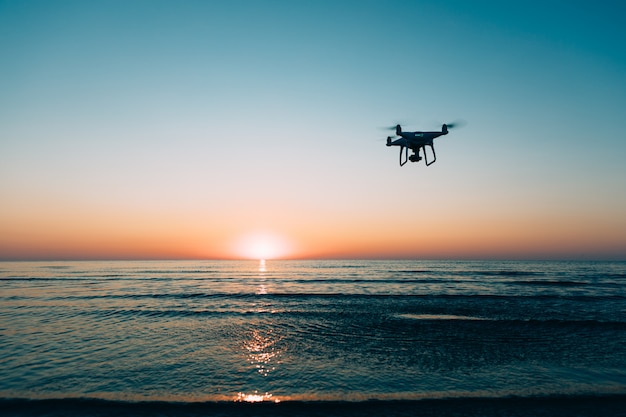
[510,279,591,287]
[397,313,488,321]
[3,274,619,287]
[476,270,546,277]
[47,292,626,300]
[0,275,222,282]
[63,305,626,326]
[394,269,548,278]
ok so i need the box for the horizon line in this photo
[1,256,625,263]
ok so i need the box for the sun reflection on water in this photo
[243,328,283,377]
[232,261,288,402]
[235,391,280,403]
[257,259,268,295]
[235,329,284,402]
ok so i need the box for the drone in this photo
[385,122,462,166]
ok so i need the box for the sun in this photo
[232,231,292,260]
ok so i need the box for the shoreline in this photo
[3,394,626,417]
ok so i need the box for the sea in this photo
[1,260,625,416]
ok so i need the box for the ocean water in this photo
[1,260,625,416]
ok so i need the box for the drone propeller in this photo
[379,119,414,130]
[379,124,402,131]
[441,120,466,129]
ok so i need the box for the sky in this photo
[1,0,625,261]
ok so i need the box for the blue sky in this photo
[1,0,625,260]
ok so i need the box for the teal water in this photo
[1,260,625,411]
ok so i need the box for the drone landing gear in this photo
[399,146,409,166]
[398,145,437,166]
[424,144,436,166]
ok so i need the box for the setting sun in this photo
[232,232,292,260]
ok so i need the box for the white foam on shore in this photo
[397,314,488,321]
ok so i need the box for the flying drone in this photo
[385,122,462,166]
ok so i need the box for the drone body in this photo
[386,123,458,166]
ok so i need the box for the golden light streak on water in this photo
[235,391,280,403]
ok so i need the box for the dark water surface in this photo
[1,260,625,415]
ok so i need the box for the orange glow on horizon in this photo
[1,196,625,261]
